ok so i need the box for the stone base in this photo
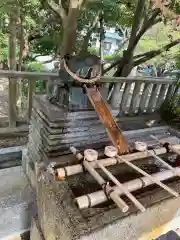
[30,217,44,240]
[35,166,180,240]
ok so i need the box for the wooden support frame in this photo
[116,155,179,197]
[58,144,180,212]
[56,144,180,178]
[70,147,129,212]
[76,168,180,209]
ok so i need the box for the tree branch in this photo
[103,36,180,74]
[152,0,177,20]
[133,38,180,66]
[136,9,161,43]
[80,12,100,54]
[46,0,66,20]
[103,8,162,75]
[128,0,146,50]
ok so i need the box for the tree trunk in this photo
[17,17,26,116]
[18,21,24,71]
[61,5,79,56]
[8,9,18,127]
[80,32,91,55]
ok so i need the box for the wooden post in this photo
[100,83,110,100]
[27,79,36,121]
[119,82,132,115]
[139,83,152,113]
[156,84,169,110]
[165,84,175,100]
[129,81,142,115]
[8,79,17,127]
[8,9,19,127]
[147,84,161,113]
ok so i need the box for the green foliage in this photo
[88,47,98,55]
[160,93,180,123]
[104,53,120,60]
[175,51,180,69]
[136,23,180,64]
[25,61,46,93]
[26,61,45,72]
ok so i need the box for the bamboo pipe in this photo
[147,150,180,177]
[56,144,180,179]
[117,155,179,197]
[70,147,129,212]
[76,167,180,209]
[95,159,146,212]
[83,160,129,212]
[150,135,180,156]
[134,141,180,178]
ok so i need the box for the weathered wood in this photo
[129,81,142,115]
[156,84,169,110]
[101,76,176,84]
[0,70,176,84]
[100,83,109,99]
[119,83,132,114]
[165,84,175,100]
[147,84,161,113]
[8,79,17,127]
[85,86,129,154]
[27,79,36,121]
[3,67,177,128]
[139,83,152,113]
[8,10,18,128]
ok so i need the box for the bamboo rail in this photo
[116,155,179,197]
[76,168,180,209]
[95,159,146,212]
[70,147,129,212]
[56,144,180,178]
[150,135,180,156]
[134,141,180,177]
[63,145,180,211]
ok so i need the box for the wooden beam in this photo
[0,70,176,84]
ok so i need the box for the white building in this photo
[91,27,123,55]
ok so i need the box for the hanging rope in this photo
[62,5,105,84]
[63,58,101,84]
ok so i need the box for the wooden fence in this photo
[0,70,178,127]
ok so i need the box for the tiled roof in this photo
[105,32,122,40]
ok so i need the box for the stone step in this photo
[0,166,36,239]
[0,146,24,169]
